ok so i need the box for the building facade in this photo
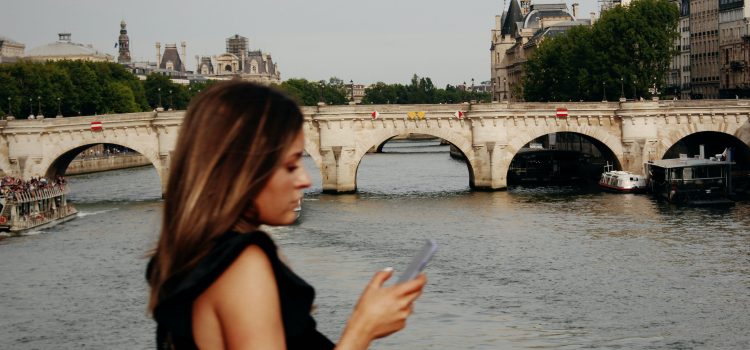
[690,0,720,99]
[197,34,280,84]
[25,33,113,62]
[667,0,692,99]
[718,0,750,98]
[490,1,590,101]
[0,35,25,63]
[679,0,692,99]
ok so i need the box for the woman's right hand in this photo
[337,268,427,350]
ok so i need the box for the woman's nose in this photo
[297,166,312,189]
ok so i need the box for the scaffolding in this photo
[225,34,248,57]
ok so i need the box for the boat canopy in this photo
[646,158,734,169]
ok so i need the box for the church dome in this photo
[26,33,112,61]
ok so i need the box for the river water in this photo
[1,139,748,349]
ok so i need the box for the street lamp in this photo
[57,97,62,117]
[471,78,475,102]
[602,81,607,102]
[317,83,323,106]
[503,77,507,101]
[169,89,173,110]
[350,79,354,103]
[157,87,162,109]
[37,96,42,118]
[28,97,33,119]
[633,77,637,101]
[6,97,12,119]
[620,77,625,101]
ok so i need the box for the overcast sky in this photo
[1,0,599,87]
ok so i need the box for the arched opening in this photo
[46,143,162,202]
[663,131,750,196]
[355,133,473,194]
[507,132,619,186]
[224,64,232,72]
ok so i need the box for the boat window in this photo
[683,168,693,180]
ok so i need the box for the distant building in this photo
[666,0,690,99]
[117,20,131,64]
[196,56,214,75]
[25,33,113,62]
[490,1,592,101]
[157,42,187,73]
[718,0,750,98]
[0,35,25,64]
[600,0,632,11]
[197,34,281,84]
[690,0,720,99]
[678,0,691,99]
[345,83,366,104]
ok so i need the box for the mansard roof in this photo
[501,0,524,36]
[244,50,276,75]
[523,3,574,29]
[160,45,185,72]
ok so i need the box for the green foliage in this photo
[361,74,490,104]
[0,60,146,117]
[278,78,348,106]
[523,0,679,102]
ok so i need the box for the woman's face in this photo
[254,132,311,226]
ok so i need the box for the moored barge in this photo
[644,155,735,206]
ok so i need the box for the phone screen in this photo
[396,239,437,283]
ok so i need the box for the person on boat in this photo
[146,82,427,350]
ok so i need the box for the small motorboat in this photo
[598,162,646,193]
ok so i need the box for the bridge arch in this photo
[42,141,164,190]
[658,125,750,160]
[351,128,476,190]
[500,127,624,182]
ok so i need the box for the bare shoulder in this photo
[193,244,285,348]
[205,244,277,303]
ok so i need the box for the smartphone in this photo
[396,239,437,283]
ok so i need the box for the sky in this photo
[1,0,599,87]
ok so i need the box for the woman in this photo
[147,82,427,349]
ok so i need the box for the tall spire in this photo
[117,20,131,64]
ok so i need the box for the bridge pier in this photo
[321,146,357,194]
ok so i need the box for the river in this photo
[1,139,748,349]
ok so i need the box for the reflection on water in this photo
[0,140,748,349]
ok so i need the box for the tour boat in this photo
[0,184,77,234]
[644,151,735,206]
[598,162,646,193]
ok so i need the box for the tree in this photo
[523,0,679,102]
[278,78,348,106]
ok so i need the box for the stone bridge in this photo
[1,100,749,194]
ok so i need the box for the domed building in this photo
[26,33,113,62]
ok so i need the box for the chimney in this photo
[156,42,161,65]
[181,42,187,72]
[495,15,501,30]
[572,3,579,19]
[699,145,705,159]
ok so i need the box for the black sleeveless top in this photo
[149,231,335,349]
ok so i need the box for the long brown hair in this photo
[148,82,304,312]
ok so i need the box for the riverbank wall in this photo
[66,154,151,175]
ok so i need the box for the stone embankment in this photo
[66,154,151,175]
